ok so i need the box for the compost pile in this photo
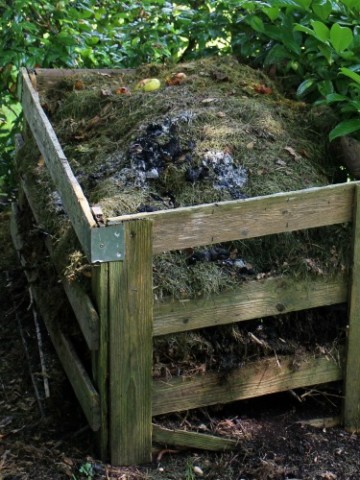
[18,56,349,376]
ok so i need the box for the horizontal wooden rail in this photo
[20,175,99,351]
[10,205,101,431]
[154,275,348,336]
[21,69,96,260]
[152,354,343,416]
[108,182,356,253]
[152,424,238,451]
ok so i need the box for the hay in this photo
[18,55,349,300]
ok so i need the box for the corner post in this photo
[108,219,153,465]
[344,184,360,432]
[91,263,110,460]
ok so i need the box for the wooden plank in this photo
[10,204,100,431]
[20,69,96,260]
[107,182,356,253]
[63,280,99,351]
[91,263,109,460]
[109,220,153,465]
[152,424,237,451]
[154,275,348,336]
[20,175,99,350]
[152,355,343,416]
[344,184,360,432]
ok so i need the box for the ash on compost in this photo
[18,56,348,299]
[16,57,351,381]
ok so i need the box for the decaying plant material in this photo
[17,56,350,376]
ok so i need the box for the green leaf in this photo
[310,20,329,43]
[330,24,353,53]
[340,67,360,85]
[329,119,360,141]
[296,78,316,97]
[325,93,350,103]
[263,7,280,21]
[312,0,333,21]
[246,15,265,33]
[294,0,312,9]
[318,79,334,96]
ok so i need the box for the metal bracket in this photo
[90,224,125,263]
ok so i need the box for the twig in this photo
[16,310,46,418]
[32,308,50,398]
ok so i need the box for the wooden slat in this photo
[10,204,100,431]
[108,182,355,253]
[91,263,109,460]
[63,280,99,351]
[152,424,237,451]
[109,220,153,465]
[344,184,360,432]
[154,275,348,336]
[20,175,99,350]
[153,355,343,416]
[20,69,96,260]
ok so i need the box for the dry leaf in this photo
[253,84,272,95]
[217,111,226,118]
[166,72,187,86]
[114,86,131,95]
[202,98,216,104]
[246,141,255,149]
[74,79,85,90]
[284,146,302,160]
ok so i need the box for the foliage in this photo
[1,0,360,194]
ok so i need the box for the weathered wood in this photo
[153,355,343,416]
[344,184,360,432]
[20,69,96,259]
[154,275,348,336]
[108,182,355,253]
[10,205,100,431]
[109,220,153,465]
[91,263,109,460]
[20,174,99,350]
[152,424,237,451]
[63,280,99,351]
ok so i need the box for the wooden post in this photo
[108,219,153,465]
[92,263,109,460]
[344,184,360,432]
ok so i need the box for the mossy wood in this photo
[108,183,354,253]
[16,67,360,466]
[10,203,101,431]
[152,355,343,416]
[344,184,360,432]
[19,174,99,351]
[154,275,348,336]
[152,424,237,451]
[109,220,153,465]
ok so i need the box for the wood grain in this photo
[91,263,109,459]
[20,69,96,259]
[108,182,355,253]
[154,275,348,336]
[153,354,343,416]
[152,424,237,451]
[344,184,360,432]
[109,220,153,465]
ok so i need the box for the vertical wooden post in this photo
[344,184,360,432]
[109,219,153,465]
[92,262,109,460]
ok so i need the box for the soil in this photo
[1,209,360,480]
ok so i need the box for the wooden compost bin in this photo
[12,67,360,466]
